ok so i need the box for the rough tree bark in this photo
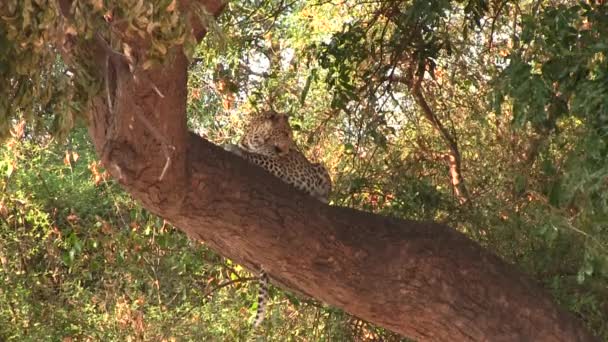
[56,0,597,340]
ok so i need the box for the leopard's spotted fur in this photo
[226,145,332,203]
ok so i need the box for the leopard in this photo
[225,111,332,203]
[223,111,332,328]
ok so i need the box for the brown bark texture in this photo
[58,0,597,340]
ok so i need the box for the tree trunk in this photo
[58,0,597,340]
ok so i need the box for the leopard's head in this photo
[240,110,294,157]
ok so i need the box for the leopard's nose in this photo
[274,145,288,156]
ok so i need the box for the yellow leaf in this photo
[64,150,71,167]
[146,22,160,35]
[142,59,158,70]
[64,25,77,36]
[91,0,103,11]
[150,39,167,55]
[166,0,176,12]
[5,162,14,178]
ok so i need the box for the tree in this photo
[0,0,603,340]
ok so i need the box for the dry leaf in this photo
[166,0,176,12]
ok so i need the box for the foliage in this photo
[1,0,608,340]
[0,129,374,341]
[0,0,203,141]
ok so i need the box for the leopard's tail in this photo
[253,271,269,327]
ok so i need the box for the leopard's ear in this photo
[268,111,279,121]
[265,109,288,122]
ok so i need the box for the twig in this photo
[204,276,259,298]
[135,110,175,181]
[105,56,113,113]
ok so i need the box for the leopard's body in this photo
[229,147,332,202]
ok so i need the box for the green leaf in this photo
[300,69,315,105]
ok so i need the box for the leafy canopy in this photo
[1,0,608,340]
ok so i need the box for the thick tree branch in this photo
[56,1,597,340]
